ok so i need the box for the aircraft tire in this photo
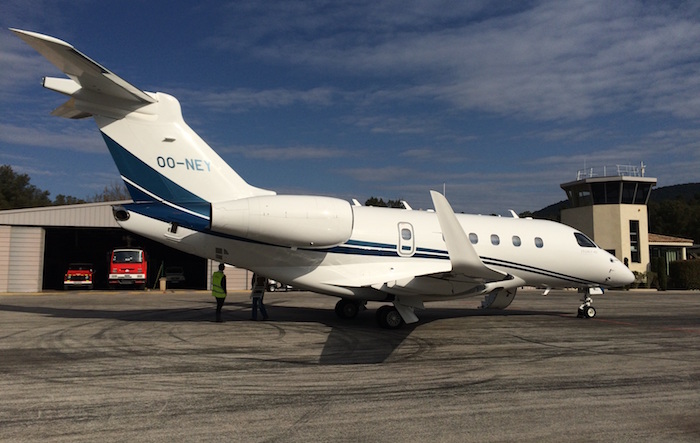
[584,306,596,319]
[376,305,404,329]
[335,299,360,319]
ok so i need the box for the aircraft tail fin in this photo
[12,28,274,225]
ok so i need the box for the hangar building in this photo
[0,201,250,292]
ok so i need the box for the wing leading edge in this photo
[429,191,508,281]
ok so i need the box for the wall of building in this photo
[0,226,45,292]
[562,204,650,274]
[206,259,252,292]
[591,205,624,257]
[561,207,594,237]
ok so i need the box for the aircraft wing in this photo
[11,29,155,105]
[429,191,508,281]
[319,192,508,295]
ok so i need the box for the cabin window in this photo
[535,237,544,248]
[491,234,500,245]
[401,228,412,241]
[574,232,597,248]
[512,235,521,247]
[469,233,478,244]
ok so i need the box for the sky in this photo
[1,0,700,214]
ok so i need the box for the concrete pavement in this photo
[1,289,699,442]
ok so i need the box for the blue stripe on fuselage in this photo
[101,132,209,218]
[124,202,211,231]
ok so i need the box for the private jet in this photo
[12,29,635,328]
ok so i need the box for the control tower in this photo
[560,164,657,274]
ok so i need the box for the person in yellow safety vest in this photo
[212,263,227,322]
[250,273,269,321]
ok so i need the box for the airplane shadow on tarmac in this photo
[0,300,567,365]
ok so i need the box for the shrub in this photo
[650,256,668,291]
[669,260,700,290]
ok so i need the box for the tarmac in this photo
[0,288,699,442]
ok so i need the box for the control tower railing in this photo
[576,163,646,181]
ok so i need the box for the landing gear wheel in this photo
[335,299,360,319]
[577,288,599,319]
[376,305,405,329]
[584,306,596,319]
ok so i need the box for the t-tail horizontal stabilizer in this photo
[10,28,155,118]
[430,190,507,282]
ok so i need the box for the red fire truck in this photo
[63,263,94,290]
[108,248,148,289]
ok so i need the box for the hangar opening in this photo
[42,227,207,290]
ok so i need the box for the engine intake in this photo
[211,195,353,248]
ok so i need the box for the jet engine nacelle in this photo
[210,195,353,248]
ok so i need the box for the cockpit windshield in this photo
[574,232,597,248]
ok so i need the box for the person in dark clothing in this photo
[250,273,269,321]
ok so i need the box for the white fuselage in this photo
[118,203,633,303]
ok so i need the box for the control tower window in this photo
[591,183,607,204]
[622,182,637,204]
[606,182,620,204]
[635,183,652,204]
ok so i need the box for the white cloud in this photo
[176,87,336,111]
[212,0,700,121]
[222,144,348,161]
[0,122,105,153]
[340,166,415,182]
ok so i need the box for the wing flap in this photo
[11,28,155,104]
[319,260,451,288]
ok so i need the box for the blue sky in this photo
[2,0,699,214]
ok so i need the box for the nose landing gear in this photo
[577,287,602,318]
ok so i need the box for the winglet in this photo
[430,190,506,281]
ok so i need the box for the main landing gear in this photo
[334,298,406,329]
[334,298,363,319]
[577,287,602,318]
[375,305,404,329]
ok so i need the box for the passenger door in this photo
[397,222,415,257]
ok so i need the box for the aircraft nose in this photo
[615,262,635,286]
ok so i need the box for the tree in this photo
[648,196,700,243]
[88,181,131,202]
[0,165,52,209]
[53,194,86,206]
[364,196,404,208]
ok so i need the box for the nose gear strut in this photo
[577,287,602,318]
